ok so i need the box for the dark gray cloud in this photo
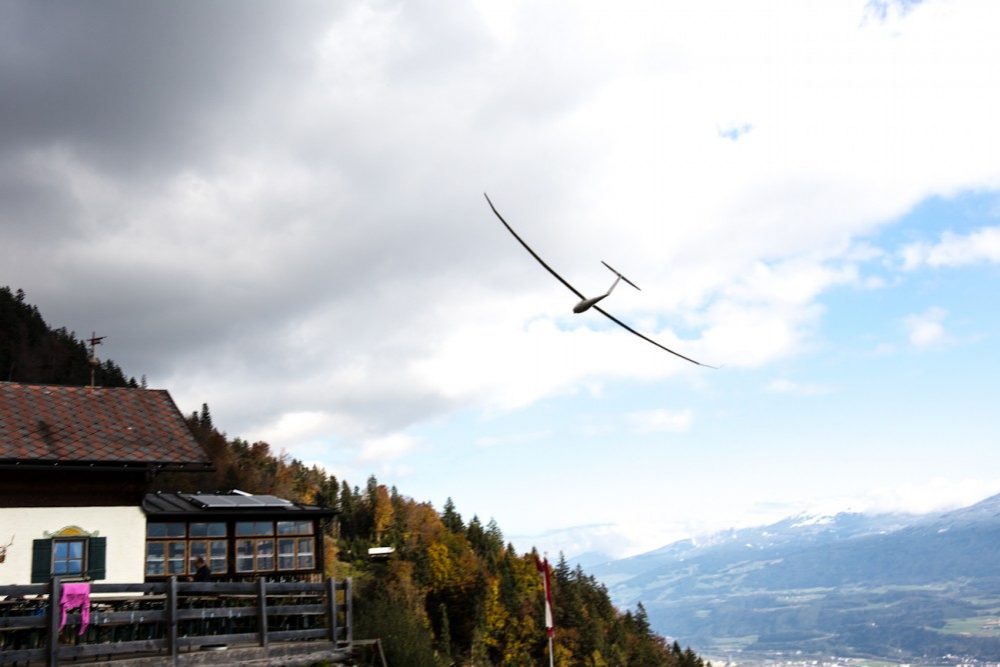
[0,1,339,173]
[0,154,82,242]
[0,0,701,445]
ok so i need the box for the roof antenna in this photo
[87,332,105,389]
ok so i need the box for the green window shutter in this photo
[87,537,107,581]
[31,539,52,583]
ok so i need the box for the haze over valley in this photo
[585,493,1000,663]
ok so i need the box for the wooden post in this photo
[166,576,179,665]
[47,576,61,667]
[256,577,269,648]
[326,577,339,644]
[345,577,353,646]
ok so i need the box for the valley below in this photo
[586,494,1000,664]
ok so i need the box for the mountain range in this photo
[586,494,1000,662]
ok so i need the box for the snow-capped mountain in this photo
[586,494,1000,662]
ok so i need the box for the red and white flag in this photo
[535,554,554,638]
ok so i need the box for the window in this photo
[278,539,295,570]
[277,537,315,570]
[188,523,226,574]
[236,538,275,572]
[277,520,313,536]
[235,521,274,537]
[142,517,319,578]
[257,539,274,570]
[189,539,227,574]
[145,542,166,576]
[297,537,315,569]
[52,539,86,576]
[189,522,225,538]
[145,522,229,577]
[236,539,254,572]
[234,521,277,574]
[276,520,316,570]
[146,523,185,538]
[167,541,187,575]
[31,536,106,583]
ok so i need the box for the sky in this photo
[2,0,999,559]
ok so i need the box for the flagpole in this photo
[542,552,554,667]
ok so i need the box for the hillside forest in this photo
[1,286,710,666]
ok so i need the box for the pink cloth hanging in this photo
[59,582,91,635]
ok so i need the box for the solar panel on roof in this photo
[183,493,294,509]
[185,494,238,508]
[253,495,294,507]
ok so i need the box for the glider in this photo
[484,193,714,368]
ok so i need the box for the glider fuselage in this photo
[573,273,623,313]
[573,295,608,313]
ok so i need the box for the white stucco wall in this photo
[0,506,146,585]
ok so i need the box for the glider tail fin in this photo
[601,261,640,291]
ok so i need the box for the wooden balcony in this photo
[0,576,353,666]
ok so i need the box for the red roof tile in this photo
[0,382,210,465]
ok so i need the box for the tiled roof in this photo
[0,382,210,465]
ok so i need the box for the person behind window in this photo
[191,555,211,582]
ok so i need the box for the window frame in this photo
[51,537,87,577]
[188,539,227,574]
[235,538,276,573]
[145,522,230,577]
[277,536,316,570]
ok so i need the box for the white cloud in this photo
[410,306,706,416]
[765,378,834,396]
[901,226,1000,269]
[511,521,693,561]
[359,433,419,462]
[627,408,694,434]
[696,300,821,368]
[248,410,335,446]
[904,306,949,347]
[804,477,1000,517]
[723,258,859,307]
[522,479,1000,561]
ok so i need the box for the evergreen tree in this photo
[0,286,135,386]
[441,497,463,532]
[198,403,213,430]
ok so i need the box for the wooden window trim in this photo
[277,536,317,570]
[189,539,228,574]
[235,538,277,573]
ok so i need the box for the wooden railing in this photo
[0,576,352,666]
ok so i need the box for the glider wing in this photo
[593,305,714,367]
[484,193,585,300]
[485,192,715,368]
